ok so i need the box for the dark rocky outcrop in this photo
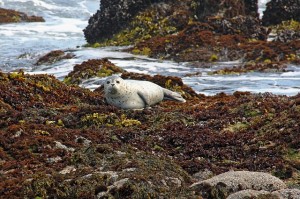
[262,0,300,26]
[84,0,261,44]
[194,0,253,21]
[244,0,259,18]
[0,7,45,23]
[83,0,300,70]
[208,15,268,40]
[84,0,163,43]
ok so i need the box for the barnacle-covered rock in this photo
[262,0,300,26]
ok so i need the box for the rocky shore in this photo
[0,7,45,23]
[1,0,300,198]
[1,63,300,198]
[84,0,300,72]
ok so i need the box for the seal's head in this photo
[104,76,124,95]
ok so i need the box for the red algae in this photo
[64,58,125,85]
[0,7,45,23]
[1,70,300,198]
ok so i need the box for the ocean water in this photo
[1,0,300,96]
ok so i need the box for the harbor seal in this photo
[104,76,186,109]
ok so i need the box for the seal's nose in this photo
[111,83,115,86]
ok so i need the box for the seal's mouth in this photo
[109,87,118,94]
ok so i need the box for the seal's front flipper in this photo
[162,88,186,103]
[137,91,150,108]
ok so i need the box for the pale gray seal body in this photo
[104,76,186,109]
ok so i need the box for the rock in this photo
[22,145,196,198]
[274,29,300,43]
[192,169,214,181]
[262,0,300,26]
[0,7,45,23]
[227,188,300,199]
[208,15,268,40]
[63,58,125,85]
[191,171,287,199]
[227,189,274,199]
[195,0,246,21]
[244,0,259,18]
[84,0,260,44]
[35,50,75,65]
[195,0,259,20]
[272,189,300,199]
[84,0,156,43]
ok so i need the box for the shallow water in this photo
[1,0,300,96]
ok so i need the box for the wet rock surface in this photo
[0,7,45,23]
[85,0,300,72]
[35,50,75,66]
[84,0,163,44]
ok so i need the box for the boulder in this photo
[191,171,287,199]
[84,0,160,43]
[262,0,300,26]
[272,189,300,199]
[227,188,300,199]
[227,189,274,199]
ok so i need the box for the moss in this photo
[209,54,218,62]
[224,122,249,132]
[63,59,125,85]
[34,130,50,136]
[263,59,272,64]
[284,148,300,163]
[12,15,21,22]
[8,71,25,81]
[0,7,45,23]
[35,81,51,92]
[272,19,300,32]
[92,6,179,47]
[81,113,141,128]
[286,54,299,62]
[120,114,142,127]
[131,47,152,56]
[164,79,184,94]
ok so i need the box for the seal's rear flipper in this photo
[162,88,186,103]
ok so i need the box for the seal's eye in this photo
[106,81,110,84]
[116,80,120,84]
